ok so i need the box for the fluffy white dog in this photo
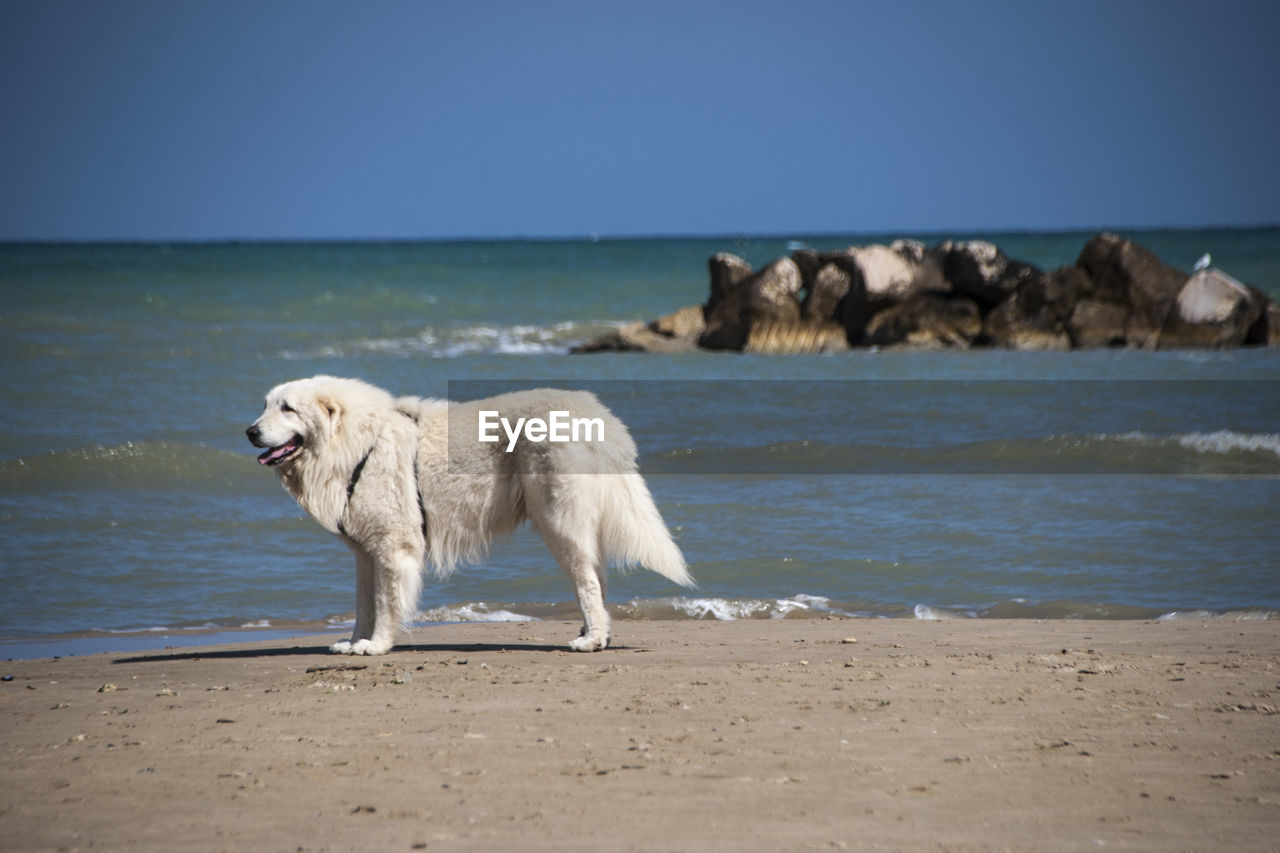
[246,376,693,654]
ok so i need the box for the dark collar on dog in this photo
[413,449,428,543]
[401,410,430,545]
[336,448,373,539]
[336,436,428,547]
[347,451,371,500]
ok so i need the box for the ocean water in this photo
[2,229,1279,657]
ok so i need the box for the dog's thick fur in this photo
[246,376,692,654]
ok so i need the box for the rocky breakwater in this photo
[571,233,1280,354]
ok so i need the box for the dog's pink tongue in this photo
[258,445,289,465]
[258,436,302,465]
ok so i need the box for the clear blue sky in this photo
[2,0,1278,241]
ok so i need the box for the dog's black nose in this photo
[246,425,261,445]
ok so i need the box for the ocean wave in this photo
[10,599,1275,651]
[1172,430,1280,459]
[1096,431,1280,472]
[276,320,617,360]
[925,601,1280,620]
[91,617,344,635]
[641,431,1280,476]
[617,595,870,620]
[97,624,210,634]
[1156,609,1278,621]
[406,597,1276,624]
[417,603,537,623]
[407,596,882,624]
[913,604,974,620]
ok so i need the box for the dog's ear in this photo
[316,396,341,430]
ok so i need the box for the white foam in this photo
[277,321,615,360]
[776,594,853,617]
[98,622,225,634]
[1157,609,1276,621]
[1109,431,1280,459]
[661,594,857,621]
[1175,430,1280,459]
[913,604,971,620]
[666,597,775,620]
[417,603,536,623]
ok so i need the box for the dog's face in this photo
[245,379,338,467]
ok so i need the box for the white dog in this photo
[246,375,693,654]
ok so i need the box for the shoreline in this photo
[0,626,348,663]
[3,619,1276,850]
[4,605,1276,662]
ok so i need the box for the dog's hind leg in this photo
[330,548,376,654]
[540,530,610,652]
[525,475,610,651]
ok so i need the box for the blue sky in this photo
[2,0,1277,241]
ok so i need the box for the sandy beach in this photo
[2,619,1277,851]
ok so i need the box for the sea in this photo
[2,228,1278,659]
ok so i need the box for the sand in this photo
[2,619,1277,852]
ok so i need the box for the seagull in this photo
[1193,253,1211,272]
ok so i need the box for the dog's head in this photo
[245,376,346,468]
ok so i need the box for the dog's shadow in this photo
[112,641,636,665]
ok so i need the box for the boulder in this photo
[1159,269,1266,348]
[889,238,931,265]
[1076,233,1187,348]
[789,248,826,288]
[836,274,873,344]
[570,321,700,354]
[649,304,706,340]
[743,320,850,354]
[705,253,755,314]
[748,257,804,314]
[982,266,1088,350]
[700,257,802,350]
[1067,299,1129,348]
[863,294,982,349]
[826,242,949,304]
[796,259,871,342]
[1255,301,1280,346]
[936,240,1041,308]
[800,262,852,323]
[1243,288,1274,345]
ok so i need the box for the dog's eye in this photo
[281,402,295,414]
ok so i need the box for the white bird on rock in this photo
[1193,253,1211,272]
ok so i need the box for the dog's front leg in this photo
[330,548,376,654]
[343,548,421,656]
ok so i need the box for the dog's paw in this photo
[349,638,392,656]
[329,640,354,654]
[568,633,610,652]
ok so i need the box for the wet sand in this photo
[2,619,1277,851]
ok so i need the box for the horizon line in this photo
[3,222,1279,247]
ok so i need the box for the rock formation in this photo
[571,232,1277,353]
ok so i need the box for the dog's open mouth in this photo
[257,435,303,466]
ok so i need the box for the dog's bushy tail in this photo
[600,471,695,588]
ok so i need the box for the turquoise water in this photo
[2,230,1278,654]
